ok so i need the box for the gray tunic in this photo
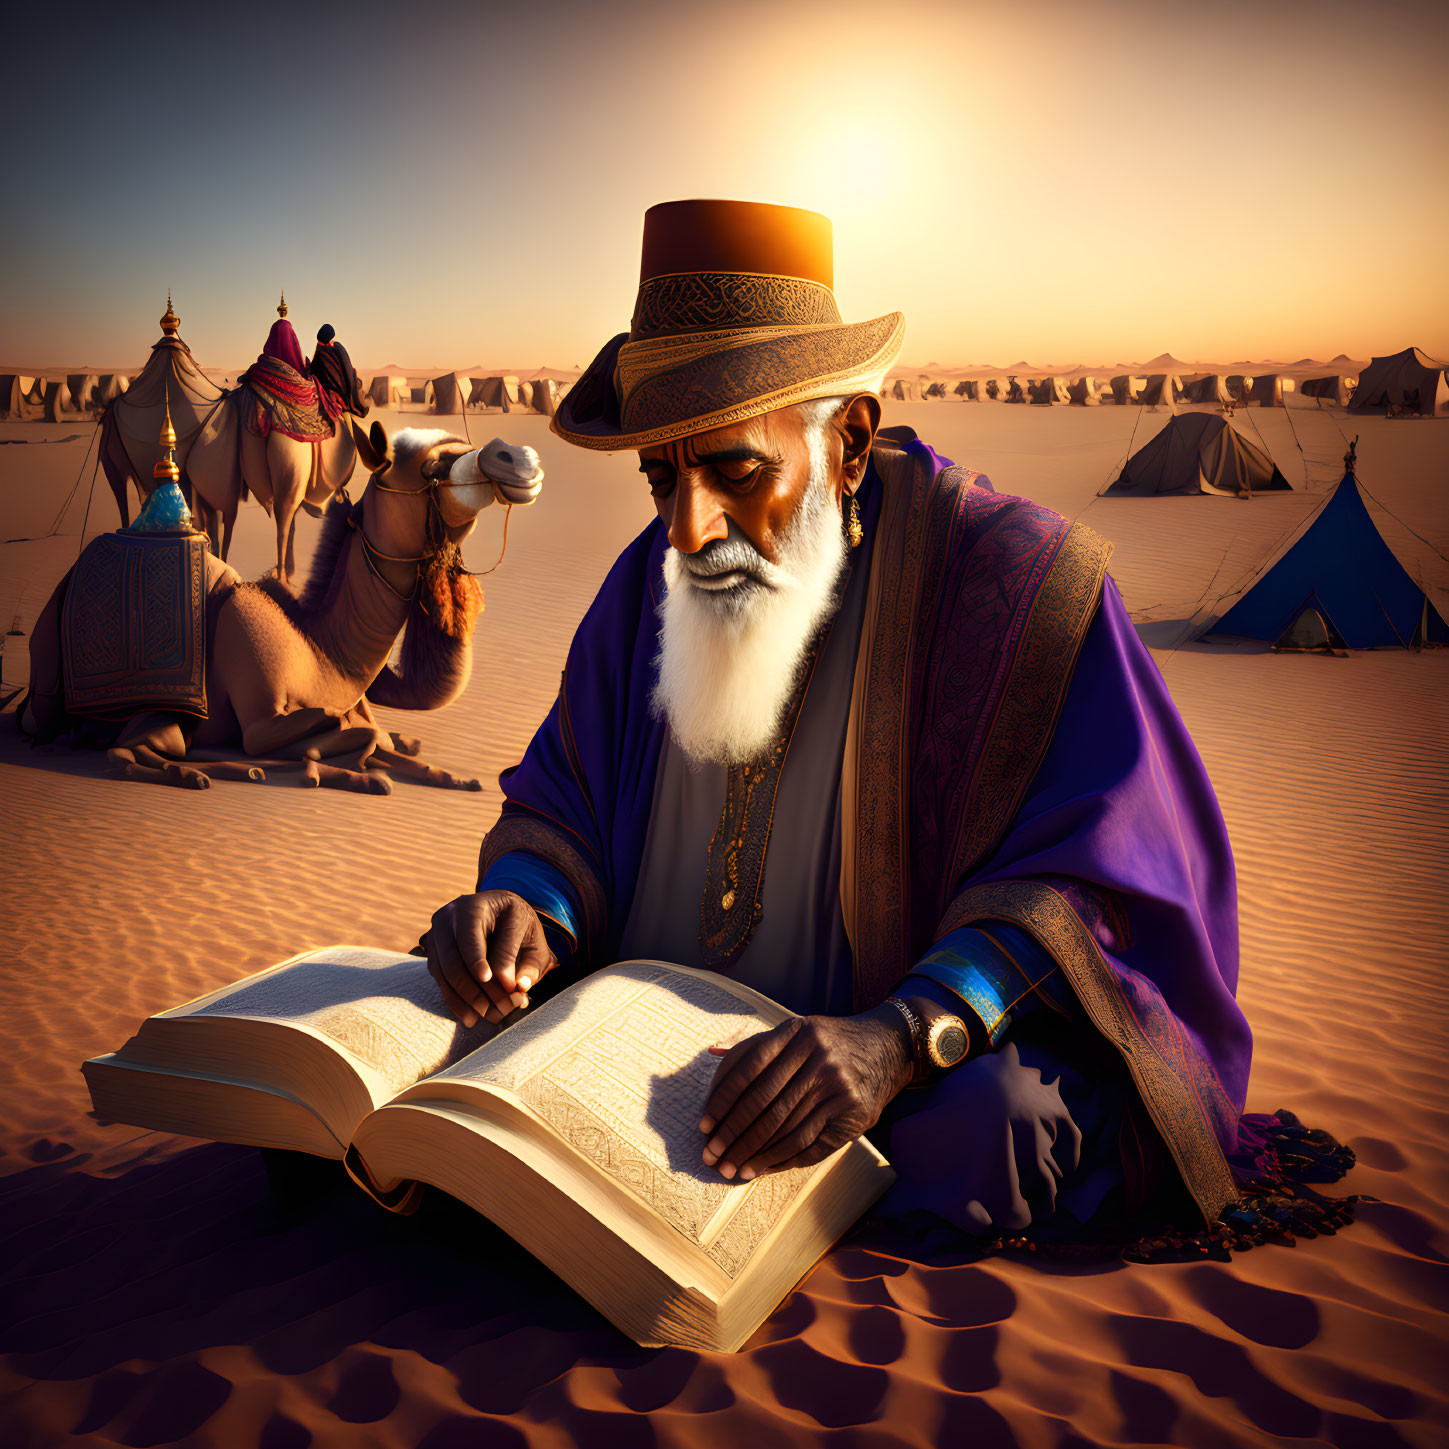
[616,543,871,1017]
[614,540,1127,1236]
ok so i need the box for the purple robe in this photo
[478,428,1250,1225]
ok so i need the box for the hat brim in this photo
[552,312,905,452]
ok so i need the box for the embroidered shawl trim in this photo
[938,879,1240,1224]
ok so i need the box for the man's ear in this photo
[352,418,391,472]
[839,393,881,492]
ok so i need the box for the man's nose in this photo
[666,473,729,556]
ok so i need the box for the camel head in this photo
[352,420,545,535]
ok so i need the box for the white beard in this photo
[651,456,848,768]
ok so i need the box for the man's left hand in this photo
[698,1009,914,1181]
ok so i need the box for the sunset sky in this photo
[2,0,1445,370]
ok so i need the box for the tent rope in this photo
[3,417,102,543]
[1092,402,1148,500]
[74,437,105,564]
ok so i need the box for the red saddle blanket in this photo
[237,355,340,442]
[62,531,209,719]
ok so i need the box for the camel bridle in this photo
[347,447,511,603]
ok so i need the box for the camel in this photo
[186,357,373,577]
[23,423,544,793]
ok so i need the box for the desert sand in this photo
[1,391,1446,1448]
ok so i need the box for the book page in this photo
[174,946,495,1095]
[432,962,823,1277]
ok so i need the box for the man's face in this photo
[637,405,830,566]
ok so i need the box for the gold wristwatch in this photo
[886,995,971,1083]
[919,1000,971,1074]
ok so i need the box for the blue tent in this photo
[1202,470,1448,648]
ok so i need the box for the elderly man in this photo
[420,199,1256,1241]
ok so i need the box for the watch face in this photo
[930,1019,969,1068]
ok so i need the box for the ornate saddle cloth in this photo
[62,531,208,719]
[237,355,339,442]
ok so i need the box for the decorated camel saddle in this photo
[235,308,341,442]
[237,353,340,442]
[61,483,210,720]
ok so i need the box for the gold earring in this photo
[847,492,862,550]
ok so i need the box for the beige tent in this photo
[1139,373,1181,407]
[430,372,470,415]
[43,380,84,420]
[980,376,1006,400]
[67,373,100,413]
[1068,376,1102,405]
[1109,375,1144,404]
[1246,374,1293,407]
[409,380,435,406]
[954,380,984,401]
[1106,414,1291,497]
[1029,376,1071,404]
[923,380,950,398]
[1182,373,1232,406]
[368,374,409,407]
[888,379,921,401]
[1348,347,1448,416]
[516,381,535,410]
[1005,377,1029,403]
[470,375,522,411]
[1226,374,1253,401]
[1301,374,1355,407]
[0,374,40,420]
[527,378,561,416]
[100,307,225,516]
[94,374,129,407]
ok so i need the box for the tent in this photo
[1109,375,1144,405]
[409,381,435,406]
[67,373,100,413]
[43,380,84,420]
[527,377,561,416]
[1068,375,1102,405]
[1300,374,1355,407]
[1005,377,1029,403]
[1029,376,1071,404]
[368,374,409,407]
[470,375,521,411]
[1200,468,1448,647]
[94,374,129,407]
[1138,373,1182,407]
[954,380,985,401]
[1246,373,1293,407]
[1105,413,1291,496]
[887,379,921,401]
[1226,374,1253,401]
[923,380,951,398]
[430,372,470,415]
[100,301,225,509]
[1348,347,1448,416]
[516,381,535,410]
[980,376,1005,400]
[1182,373,1232,406]
[0,374,39,420]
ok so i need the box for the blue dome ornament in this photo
[126,387,197,534]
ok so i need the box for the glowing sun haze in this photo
[2,0,1445,369]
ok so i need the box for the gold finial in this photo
[159,289,180,336]
[277,291,288,319]
[153,387,180,482]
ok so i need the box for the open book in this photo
[83,947,894,1352]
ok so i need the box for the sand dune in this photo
[1,401,1445,1447]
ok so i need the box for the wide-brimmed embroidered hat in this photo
[552,199,905,451]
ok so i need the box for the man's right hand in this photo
[420,891,558,1029]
